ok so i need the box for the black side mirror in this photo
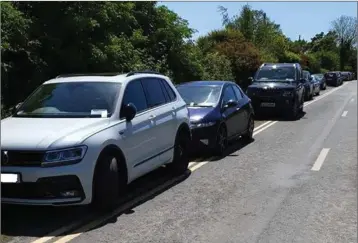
[300,79,306,84]
[248,77,253,84]
[123,103,137,121]
[12,102,23,114]
[224,99,238,109]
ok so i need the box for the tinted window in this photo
[232,85,243,100]
[120,80,148,118]
[141,78,167,108]
[15,82,121,118]
[159,80,170,102]
[222,86,237,105]
[161,79,176,101]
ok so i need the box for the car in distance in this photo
[176,81,254,156]
[311,73,326,90]
[310,75,321,96]
[1,71,191,210]
[324,71,343,86]
[246,63,305,119]
[341,71,351,81]
[302,70,314,101]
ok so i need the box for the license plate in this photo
[261,102,275,107]
[1,173,20,183]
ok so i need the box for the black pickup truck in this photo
[246,63,305,119]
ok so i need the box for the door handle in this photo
[149,114,156,119]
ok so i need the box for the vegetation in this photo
[1,2,357,116]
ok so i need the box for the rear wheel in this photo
[167,131,190,175]
[92,153,124,211]
[242,116,254,142]
[213,125,228,156]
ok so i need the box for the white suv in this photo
[1,71,191,210]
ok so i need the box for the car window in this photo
[232,85,243,100]
[222,85,237,105]
[159,79,171,102]
[120,80,148,119]
[141,78,167,108]
[160,79,177,101]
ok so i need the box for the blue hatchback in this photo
[176,81,255,156]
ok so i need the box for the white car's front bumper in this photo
[1,158,94,206]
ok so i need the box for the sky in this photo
[159,1,357,41]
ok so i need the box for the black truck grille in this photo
[1,150,44,166]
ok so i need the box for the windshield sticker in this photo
[90,109,108,118]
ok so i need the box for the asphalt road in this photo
[2,81,357,243]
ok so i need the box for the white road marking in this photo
[31,84,347,243]
[311,148,330,171]
[342,111,348,117]
[254,120,273,130]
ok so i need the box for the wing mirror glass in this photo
[224,99,238,109]
[123,103,137,121]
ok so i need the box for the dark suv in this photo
[324,71,343,86]
[246,63,305,119]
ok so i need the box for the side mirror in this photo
[123,103,137,121]
[224,99,238,109]
[309,77,313,81]
[300,79,306,84]
[12,102,23,114]
[248,77,254,84]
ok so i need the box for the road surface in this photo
[2,81,357,243]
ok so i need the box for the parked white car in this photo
[1,71,191,210]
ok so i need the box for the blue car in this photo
[176,81,255,156]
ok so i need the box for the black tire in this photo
[213,124,228,156]
[316,91,320,96]
[288,99,299,120]
[309,90,313,100]
[167,131,190,175]
[92,153,123,211]
[242,116,254,142]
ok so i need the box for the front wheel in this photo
[167,131,190,175]
[213,125,228,156]
[242,116,254,142]
[92,153,122,211]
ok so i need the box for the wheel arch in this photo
[93,144,128,187]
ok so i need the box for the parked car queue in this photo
[0,65,354,211]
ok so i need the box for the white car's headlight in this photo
[42,146,87,167]
[282,91,293,97]
[190,122,216,129]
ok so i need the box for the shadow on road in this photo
[1,167,190,239]
[189,137,254,162]
[254,110,306,122]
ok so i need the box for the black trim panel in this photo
[134,146,174,168]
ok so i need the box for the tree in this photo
[331,15,357,70]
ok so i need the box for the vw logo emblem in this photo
[2,151,9,164]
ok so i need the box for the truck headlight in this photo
[42,146,87,167]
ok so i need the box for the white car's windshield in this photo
[14,82,121,118]
[256,67,296,81]
[177,85,221,107]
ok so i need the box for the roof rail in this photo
[56,73,122,78]
[126,70,162,77]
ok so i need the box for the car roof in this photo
[177,80,234,87]
[43,72,169,84]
